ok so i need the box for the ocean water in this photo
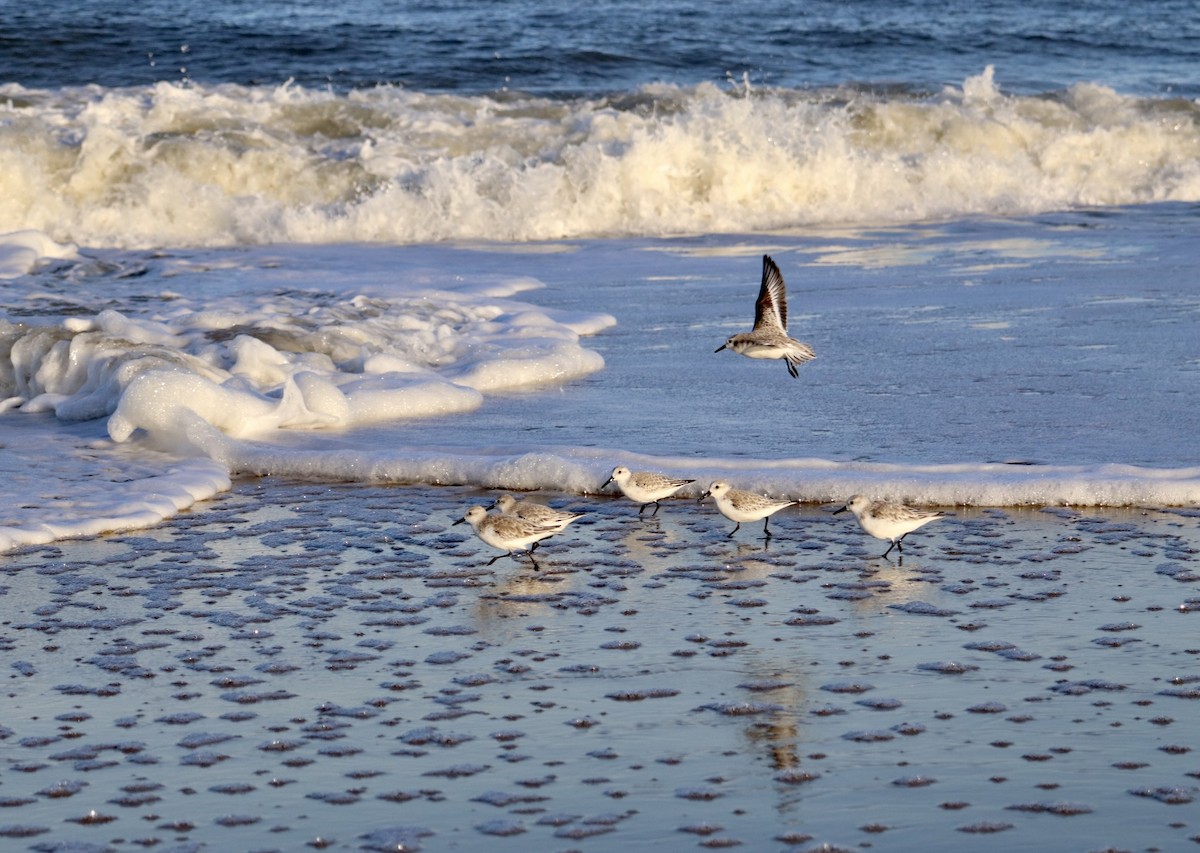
[2,0,1199,549]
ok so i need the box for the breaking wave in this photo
[3,67,1198,248]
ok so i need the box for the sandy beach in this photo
[2,480,1197,851]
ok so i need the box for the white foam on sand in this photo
[0,234,614,551]
[0,416,230,552]
[209,444,1200,509]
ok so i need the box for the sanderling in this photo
[715,254,815,378]
[493,493,583,535]
[834,494,945,558]
[453,505,561,568]
[602,465,695,516]
[700,481,799,539]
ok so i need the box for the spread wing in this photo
[752,255,788,333]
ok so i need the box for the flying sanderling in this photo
[453,505,561,568]
[715,254,815,378]
[493,493,583,536]
[834,494,945,558]
[602,465,695,516]
[701,481,799,539]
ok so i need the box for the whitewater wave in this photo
[211,443,1200,510]
[0,261,612,443]
[0,251,616,552]
[2,67,1197,248]
[3,433,1196,555]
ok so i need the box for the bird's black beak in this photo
[699,491,710,502]
[832,506,847,515]
[601,477,614,489]
[714,344,726,353]
[452,517,466,526]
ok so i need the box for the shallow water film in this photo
[2,481,1198,852]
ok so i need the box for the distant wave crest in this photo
[2,67,1198,248]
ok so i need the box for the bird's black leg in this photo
[787,360,798,379]
[530,540,539,553]
[486,553,504,566]
[882,540,896,559]
[649,501,662,516]
[526,552,541,571]
[763,518,773,539]
[726,522,741,538]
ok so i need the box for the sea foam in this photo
[0,415,230,553]
[2,68,1197,248]
[0,235,614,550]
[0,230,78,278]
[2,251,611,446]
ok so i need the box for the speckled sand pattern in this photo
[2,482,1198,852]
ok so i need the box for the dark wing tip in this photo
[754,255,787,331]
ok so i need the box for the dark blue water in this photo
[2,0,1197,96]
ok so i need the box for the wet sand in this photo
[1,480,1198,852]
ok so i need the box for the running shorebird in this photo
[834,494,945,558]
[716,254,815,378]
[602,465,695,516]
[701,481,798,539]
[453,505,561,568]
[493,493,583,536]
